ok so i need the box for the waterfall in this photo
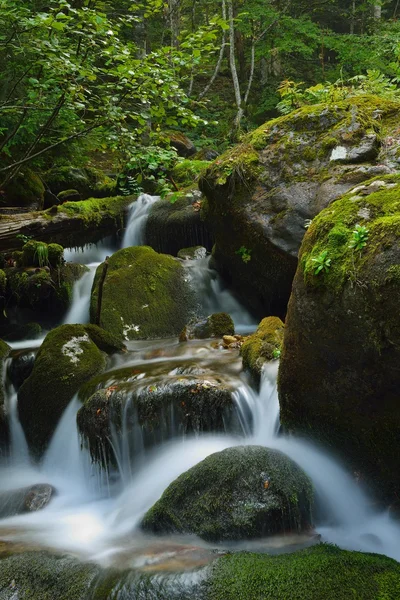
[63,264,98,325]
[122,194,160,248]
[183,256,257,333]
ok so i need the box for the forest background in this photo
[1,0,399,195]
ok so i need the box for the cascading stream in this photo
[1,194,400,568]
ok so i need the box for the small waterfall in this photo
[122,194,160,248]
[183,256,257,333]
[63,264,99,325]
[3,359,30,466]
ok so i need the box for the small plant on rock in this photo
[236,246,252,263]
[312,250,331,275]
[34,243,49,268]
[349,224,369,251]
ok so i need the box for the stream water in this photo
[0,194,399,570]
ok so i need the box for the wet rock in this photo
[177,246,207,260]
[241,317,284,383]
[180,313,234,342]
[8,350,36,390]
[90,246,195,341]
[142,445,313,542]
[145,189,213,256]
[200,96,400,318]
[0,484,55,518]
[278,175,400,504]
[77,372,239,468]
[18,324,107,457]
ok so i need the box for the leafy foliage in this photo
[312,250,332,275]
[349,225,369,251]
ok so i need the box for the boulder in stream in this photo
[77,366,239,468]
[144,189,213,256]
[142,445,313,542]
[0,484,55,518]
[278,175,400,504]
[200,95,400,317]
[18,324,108,457]
[241,317,284,383]
[90,246,195,341]
[179,313,235,341]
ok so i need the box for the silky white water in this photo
[1,355,400,565]
[1,193,399,569]
[122,194,160,248]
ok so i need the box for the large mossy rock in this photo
[145,189,213,256]
[17,324,108,456]
[77,365,239,467]
[241,316,284,382]
[0,340,11,454]
[278,175,400,504]
[142,445,313,542]
[200,95,400,317]
[2,169,45,210]
[90,246,194,341]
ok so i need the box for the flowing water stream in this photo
[0,194,399,571]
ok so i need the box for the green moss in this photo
[208,544,400,600]
[241,317,284,380]
[84,324,126,354]
[171,160,210,188]
[142,446,313,542]
[18,324,107,456]
[205,144,261,187]
[56,195,132,229]
[43,165,116,198]
[0,551,101,600]
[47,243,64,267]
[0,270,6,296]
[301,178,400,293]
[90,246,194,340]
[207,313,234,337]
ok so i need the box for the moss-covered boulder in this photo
[1,169,45,210]
[77,366,238,467]
[0,340,11,453]
[17,324,107,456]
[43,165,116,199]
[200,95,400,318]
[180,313,235,341]
[145,188,213,256]
[241,317,284,382]
[90,246,195,341]
[142,445,313,542]
[5,261,87,325]
[21,240,63,268]
[278,175,400,504]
